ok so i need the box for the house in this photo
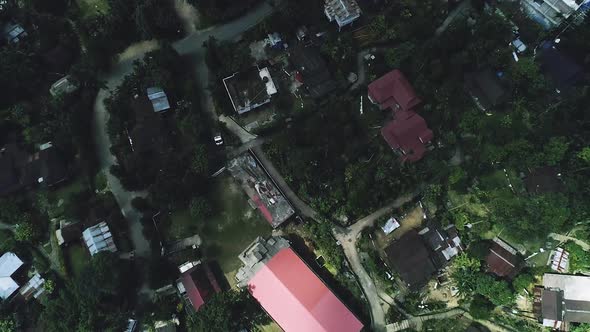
[381,217,400,235]
[18,273,46,301]
[228,154,294,228]
[50,75,79,97]
[223,66,278,115]
[3,22,26,44]
[55,220,82,246]
[147,87,171,113]
[0,252,23,300]
[381,110,434,163]
[485,237,522,279]
[368,70,422,111]
[154,320,178,332]
[538,41,583,91]
[176,261,221,313]
[82,221,117,256]
[549,247,569,273]
[520,0,590,29]
[419,224,463,267]
[238,237,364,332]
[385,230,437,290]
[464,69,508,112]
[290,44,338,99]
[524,166,564,194]
[0,143,67,196]
[540,274,590,329]
[385,225,462,290]
[324,0,361,29]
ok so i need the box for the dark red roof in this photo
[381,110,433,162]
[181,263,221,312]
[368,70,422,111]
[485,243,521,278]
[248,248,363,332]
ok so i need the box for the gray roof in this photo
[82,221,117,256]
[542,289,563,321]
[464,70,508,112]
[3,23,26,43]
[0,252,23,299]
[147,87,171,113]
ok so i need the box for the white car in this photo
[213,134,223,146]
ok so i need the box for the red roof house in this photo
[248,248,364,332]
[178,262,221,312]
[485,238,522,279]
[381,110,433,162]
[368,70,422,111]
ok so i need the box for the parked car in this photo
[213,133,224,146]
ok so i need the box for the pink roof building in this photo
[248,248,364,332]
[381,110,433,163]
[368,70,422,111]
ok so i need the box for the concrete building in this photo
[228,153,294,228]
[147,87,171,113]
[540,274,590,330]
[324,0,361,29]
[521,0,590,29]
[223,67,278,115]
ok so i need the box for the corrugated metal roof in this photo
[0,252,23,299]
[248,248,363,332]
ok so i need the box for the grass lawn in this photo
[168,176,273,286]
[65,243,89,278]
[47,179,86,218]
[76,0,110,21]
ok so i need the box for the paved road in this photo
[550,233,590,250]
[92,1,278,259]
[251,145,319,221]
[333,191,421,332]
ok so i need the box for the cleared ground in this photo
[76,0,110,21]
[168,175,273,286]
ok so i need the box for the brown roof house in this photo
[368,70,422,111]
[485,237,523,279]
[385,225,462,290]
[176,261,221,313]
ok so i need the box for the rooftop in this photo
[381,110,433,163]
[228,153,294,228]
[385,230,437,290]
[539,42,583,90]
[0,252,23,300]
[82,221,117,256]
[485,237,522,278]
[368,70,422,111]
[147,87,171,113]
[235,236,291,287]
[324,0,361,28]
[290,45,338,99]
[464,69,508,112]
[542,274,590,325]
[223,67,277,114]
[177,261,221,312]
[248,246,364,332]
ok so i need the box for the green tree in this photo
[543,136,569,166]
[191,145,209,175]
[191,289,270,332]
[469,295,494,320]
[512,273,534,292]
[577,147,590,164]
[571,323,590,332]
[14,222,38,242]
[189,196,212,220]
[0,317,15,332]
[385,42,415,68]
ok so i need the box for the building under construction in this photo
[228,153,294,228]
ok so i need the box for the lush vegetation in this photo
[106,45,220,210]
[189,289,271,331]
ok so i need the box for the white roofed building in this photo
[19,273,46,300]
[324,0,361,29]
[541,274,590,329]
[521,0,590,29]
[82,221,117,256]
[147,87,171,113]
[0,252,24,300]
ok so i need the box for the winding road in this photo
[92,2,278,259]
